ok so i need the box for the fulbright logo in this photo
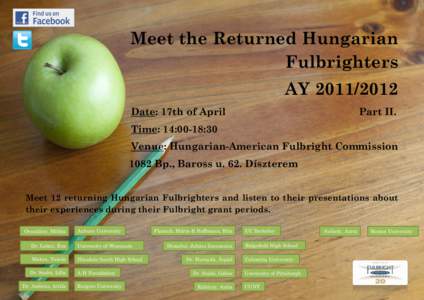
[13,8,74,27]
[353,260,408,286]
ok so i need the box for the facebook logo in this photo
[13,31,32,50]
[15,11,29,25]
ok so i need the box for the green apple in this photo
[23,33,125,149]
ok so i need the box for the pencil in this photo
[19,136,174,300]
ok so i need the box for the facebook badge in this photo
[13,31,32,50]
[15,11,29,25]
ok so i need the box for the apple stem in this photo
[44,63,65,75]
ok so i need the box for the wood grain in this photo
[0,0,423,299]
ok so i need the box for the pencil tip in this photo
[19,292,29,300]
[161,136,174,149]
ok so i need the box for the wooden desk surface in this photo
[0,0,423,299]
